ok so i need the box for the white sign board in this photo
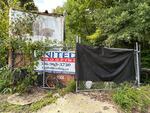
[35,51,75,74]
[10,9,64,42]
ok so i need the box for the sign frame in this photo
[35,51,76,75]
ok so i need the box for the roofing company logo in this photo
[41,51,75,62]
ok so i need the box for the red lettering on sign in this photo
[41,57,75,62]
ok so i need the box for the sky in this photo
[33,0,67,13]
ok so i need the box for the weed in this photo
[59,80,76,95]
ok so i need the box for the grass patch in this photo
[0,101,30,113]
[29,92,57,112]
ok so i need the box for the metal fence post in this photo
[43,47,46,88]
[75,35,79,93]
[136,42,140,86]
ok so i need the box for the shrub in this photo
[113,84,150,113]
[0,66,15,93]
[141,49,150,68]
[0,66,37,94]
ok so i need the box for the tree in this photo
[64,0,150,47]
[19,0,38,11]
[0,0,38,11]
[94,0,150,47]
[0,0,20,9]
[53,6,64,14]
[64,0,115,44]
[64,0,100,39]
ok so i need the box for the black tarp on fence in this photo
[76,43,136,83]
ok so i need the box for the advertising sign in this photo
[35,51,75,74]
[10,9,64,42]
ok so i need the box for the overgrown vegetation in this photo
[0,0,54,94]
[0,0,149,112]
[113,84,150,113]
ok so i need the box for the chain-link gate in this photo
[75,42,141,92]
[76,81,119,92]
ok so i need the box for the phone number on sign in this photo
[41,62,72,67]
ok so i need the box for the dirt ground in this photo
[36,93,121,113]
[0,94,10,103]
[0,90,122,113]
[7,88,47,105]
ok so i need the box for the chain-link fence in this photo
[37,72,75,89]
[76,81,119,92]
[76,80,138,92]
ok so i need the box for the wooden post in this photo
[8,48,13,69]
[8,8,13,69]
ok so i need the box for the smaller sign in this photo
[35,51,75,74]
